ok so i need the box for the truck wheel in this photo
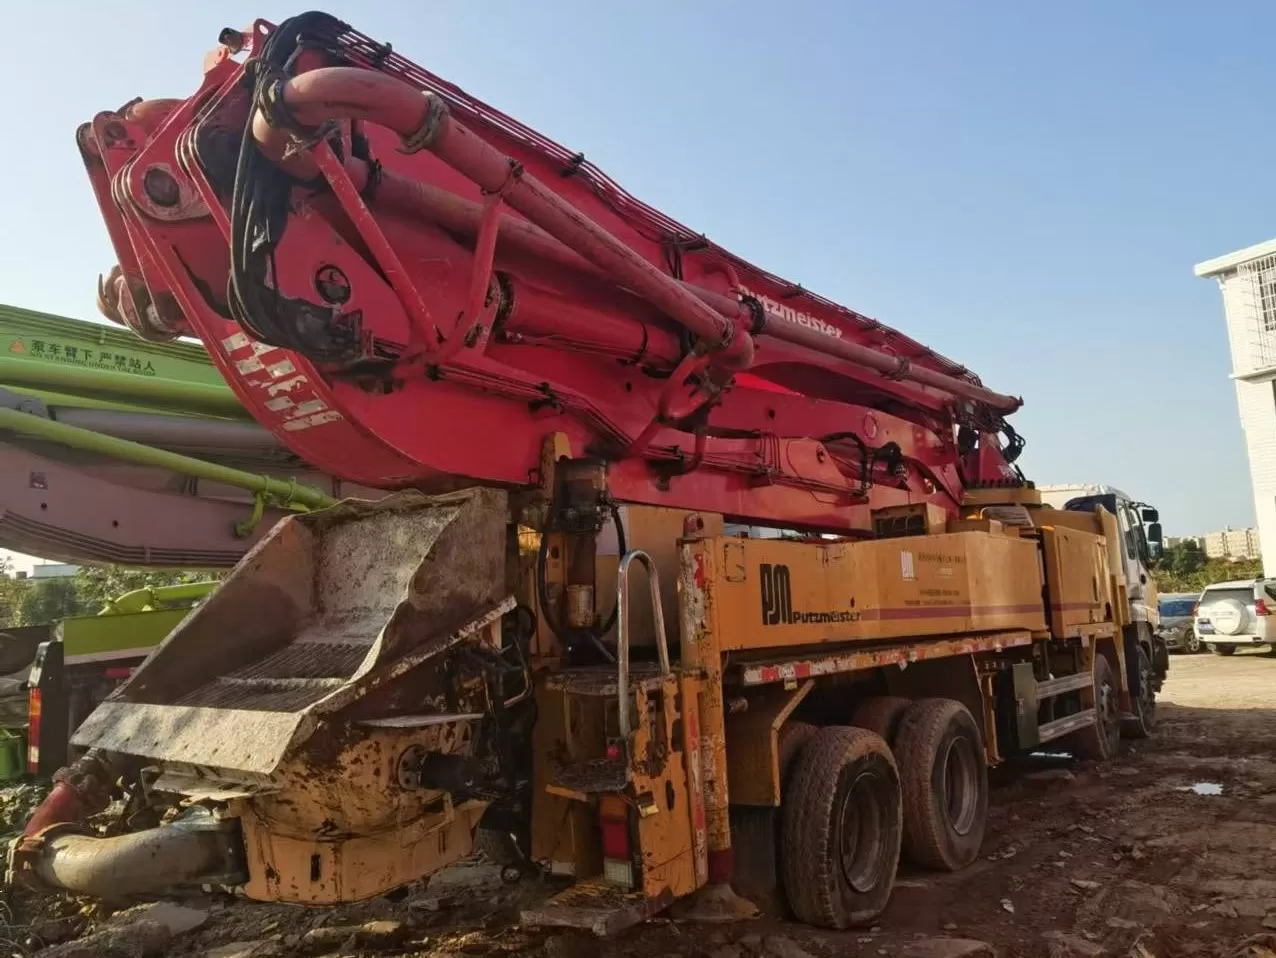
[893,698,987,872]
[851,696,913,745]
[472,826,523,865]
[780,726,901,929]
[1121,646,1157,740]
[779,720,819,773]
[1209,644,1236,656]
[1064,654,1121,761]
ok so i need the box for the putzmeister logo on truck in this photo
[740,286,844,340]
[760,563,858,626]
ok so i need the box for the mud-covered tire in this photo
[850,696,913,746]
[1209,643,1237,656]
[780,726,902,929]
[1064,653,1121,761]
[472,826,523,865]
[893,698,988,872]
[779,720,819,775]
[1121,645,1157,740]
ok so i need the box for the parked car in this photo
[1193,579,1276,655]
[1157,592,1202,653]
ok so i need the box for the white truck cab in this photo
[1037,483,1167,719]
[1037,484,1162,627]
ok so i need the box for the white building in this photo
[1202,527,1261,561]
[1196,239,1276,577]
[29,562,79,580]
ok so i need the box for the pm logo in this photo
[760,563,793,626]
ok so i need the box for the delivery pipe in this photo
[254,68,753,370]
[51,408,281,451]
[0,408,335,511]
[100,581,218,615]
[0,356,246,420]
[684,286,1023,413]
[291,154,1021,413]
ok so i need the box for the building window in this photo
[1260,262,1276,331]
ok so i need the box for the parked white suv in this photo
[1194,579,1276,655]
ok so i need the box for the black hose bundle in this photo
[226,12,362,363]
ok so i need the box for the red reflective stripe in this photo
[26,689,41,774]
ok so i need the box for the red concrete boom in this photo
[80,12,1025,533]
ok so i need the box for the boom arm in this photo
[80,12,1026,533]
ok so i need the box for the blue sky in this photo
[0,1,1269,535]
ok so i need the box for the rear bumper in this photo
[1196,634,1269,645]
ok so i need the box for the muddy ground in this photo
[6,650,1276,958]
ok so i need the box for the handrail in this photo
[615,549,670,740]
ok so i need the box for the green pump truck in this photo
[22,582,217,778]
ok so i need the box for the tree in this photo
[1157,540,1206,579]
[0,557,24,628]
[16,577,84,626]
[1151,541,1260,594]
[0,566,226,627]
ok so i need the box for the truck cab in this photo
[1037,483,1168,688]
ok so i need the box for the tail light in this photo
[598,793,635,889]
[1257,599,1271,617]
[1192,603,1199,617]
[26,688,41,775]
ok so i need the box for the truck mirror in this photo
[1142,508,1160,523]
[1147,522,1163,546]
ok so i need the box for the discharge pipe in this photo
[0,407,335,510]
[11,808,244,899]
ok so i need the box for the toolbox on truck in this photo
[709,530,1047,651]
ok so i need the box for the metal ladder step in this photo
[547,758,631,796]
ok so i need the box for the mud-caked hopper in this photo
[10,489,522,904]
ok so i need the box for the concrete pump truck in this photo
[9,13,1165,934]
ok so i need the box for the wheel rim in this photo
[1097,677,1118,744]
[835,768,890,894]
[1186,632,1201,653]
[1138,656,1156,723]
[942,734,980,837]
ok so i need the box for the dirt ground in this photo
[9,650,1276,958]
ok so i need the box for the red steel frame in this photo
[78,15,1025,533]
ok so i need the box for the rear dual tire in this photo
[773,697,990,928]
[892,699,988,872]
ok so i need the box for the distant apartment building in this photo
[1165,535,1205,550]
[1201,527,1262,562]
[1196,240,1276,577]
[29,563,79,580]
